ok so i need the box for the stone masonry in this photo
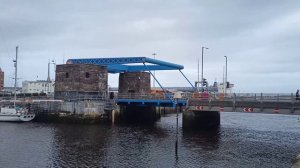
[0,68,4,91]
[118,72,150,94]
[54,64,108,100]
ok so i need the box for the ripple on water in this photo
[0,113,299,168]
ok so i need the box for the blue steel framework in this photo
[67,57,184,73]
[117,99,188,107]
[67,57,194,107]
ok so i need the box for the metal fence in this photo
[117,93,171,100]
[117,92,298,103]
[54,91,108,102]
[190,92,298,102]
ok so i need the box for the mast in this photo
[47,60,50,82]
[14,46,18,107]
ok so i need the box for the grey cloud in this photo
[0,0,300,93]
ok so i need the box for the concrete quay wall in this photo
[29,101,109,123]
[188,99,300,115]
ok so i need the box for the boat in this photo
[0,106,35,122]
[0,46,35,122]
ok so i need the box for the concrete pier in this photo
[31,100,110,124]
[116,72,160,123]
[183,110,220,129]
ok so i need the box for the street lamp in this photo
[224,56,227,94]
[152,53,156,88]
[200,46,209,90]
[47,60,56,94]
[47,60,56,82]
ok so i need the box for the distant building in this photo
[22,80,55,94]
[0,68,4,91]
[3,87,22,94]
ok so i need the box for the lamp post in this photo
[47,60,56,82]
[224,56,227,95]
[47,60,56,93]
[152,53,156,88]
[200,46,209,90]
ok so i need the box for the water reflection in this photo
[50,124,113,167]
[182,127,221,151]
[0,113,299,167]
[50,122,172,168]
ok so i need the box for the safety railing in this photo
[190,92,299,102]
[117,93,188,101]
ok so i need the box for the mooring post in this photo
[260,93,263,112]
[112,110,115,124]
[291,93,295,113]
[173,94,181,160]
[233,93,236,111]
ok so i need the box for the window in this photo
[86,72,90,78]
[66,72,69,78]
[128,90,135,93]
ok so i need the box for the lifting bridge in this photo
[67,57,195,107]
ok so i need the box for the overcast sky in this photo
[0,0,300,93]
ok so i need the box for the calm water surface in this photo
[0,112,300,168]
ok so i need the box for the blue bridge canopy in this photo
[67,57,184,73]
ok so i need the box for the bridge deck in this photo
[117,98,187,107]
[188,98,300,114]
[116,93,187,107]
[116,93,300,114]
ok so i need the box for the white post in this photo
[14,46,18,107]
[201,46,209,89]
[224,56,227,95]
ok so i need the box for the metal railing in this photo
[117,93,169,100]
[117,93,188,101]
[55,91,108,102]
[190,92,299,102]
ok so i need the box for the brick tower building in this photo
[0,68,4,91]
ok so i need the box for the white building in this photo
[22,80,55,94]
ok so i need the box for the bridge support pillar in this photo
[183,110,220,129]
[118,72,151,94]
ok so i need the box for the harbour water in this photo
[0,112,300,168]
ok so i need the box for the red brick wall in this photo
[55,64,108,92]
[0,70,4,91]
[119,72,150,94]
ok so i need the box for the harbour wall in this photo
[188,99,300,115]
[28,101,109,124]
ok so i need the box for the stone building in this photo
[118,72,150,94]
[54,64,108,100]
[0,68,4,91]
